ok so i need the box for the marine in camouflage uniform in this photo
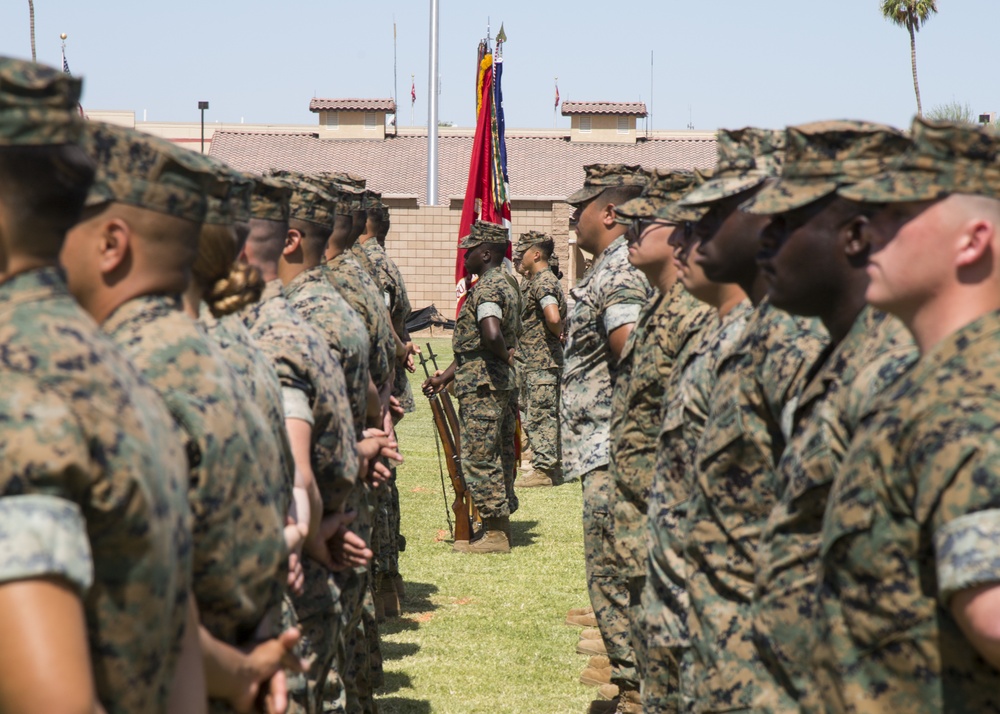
[813,118,1000,713]
[561,165,651,700]
[0,61,192,714]
[610,171,714,696]
[740,121,918,713]
[643,297,753,713]
[675,129,828,713]
[456,223,521,517]
[425,220,520,552]
[242,178,362,714]
[274,175,384,714]
[513,230,566,486]
[68,121,289,711]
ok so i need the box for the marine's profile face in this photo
[626,219,676,274]
[694,190,766,284]
[864,198,944,318]
[463,243,486,275]
[569,195,603,254]
[758,196,847,317]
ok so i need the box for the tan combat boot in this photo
[576,637,608,656]
[463,517,511,554]
[588,655,610,669]
[579,661,612,686]
[614,689,641,714]
[566,610,598,627]
[515,469,554,488]
[597,683,619,700]
[567,605,594,617]
[580,627,601,640]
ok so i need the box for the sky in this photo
[2,1,997,132]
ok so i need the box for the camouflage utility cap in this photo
[204,163,254,226]
[566,163,649,205]
[657,166,715,223]
[83,121,218,222]
[615,169,696,220]
[679,128,785,206]
[839,117,1000,203]
[514,230,550,253]
[459,220,509,249]
[361,189,382,211]
[250,175,291,222]
[745,120,910,215]
[318,171,366,194]
[272,176,337,229]
[0,56,83,146]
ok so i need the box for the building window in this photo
[617,116,629,134]
[365,112,377,129]
[579,115,592,133]
[326,111,339,129]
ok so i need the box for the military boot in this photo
[597,683,619,700]
[463,517,510,554]
[377,578,401,619]
[577,637,608,656]
[580,627,601,640]
[580,662,612,686]
[515,469,554,488]
[566,610,598,627]
[567,605,594,617]
[614,689,641,714]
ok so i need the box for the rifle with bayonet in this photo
[419,347,477,542]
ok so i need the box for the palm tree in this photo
[880,0,938,117]
[28,0,36,61]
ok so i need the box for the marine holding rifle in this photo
[422,220,521,555]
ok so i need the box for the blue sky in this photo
[2,1,997,131]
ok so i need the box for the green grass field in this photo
[375,338,595,714]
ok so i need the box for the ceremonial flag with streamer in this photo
[454,27,511,314]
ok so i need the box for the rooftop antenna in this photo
[648,50,653,138]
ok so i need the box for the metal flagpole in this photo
[427,0,440,206]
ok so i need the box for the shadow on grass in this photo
[380,581,440,638]
[381,639,420,661]
[377,669,413,694]
[511,519,539,548]
[375,697,432,714]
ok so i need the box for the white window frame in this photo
[617,116,629,134]
[364,112,377,129]
[326,111,339,129]
[579,115,592,133]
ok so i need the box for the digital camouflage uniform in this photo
[243,279,358,714]
[81,118,293,711]
[611,282,712,674]
[751,308,915,713]
[323,252,395,393]
[681,299,826,713]
[740,121,918,713]
[609,171,717,691]
[562,163,653,690]
[812,117,1000,713]
[0,269,193,714]
[643,300,753,713]
[453,252,521,518]
[514,231,566,479]
[202,308,295,494]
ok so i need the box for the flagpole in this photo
[553,77,557,129]
[427,0,440,206]
[393,19,398,135]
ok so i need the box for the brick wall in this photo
[383,199,575,315]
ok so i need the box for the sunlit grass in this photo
[376,338,594,714]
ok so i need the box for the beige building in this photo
[89,100,717,316]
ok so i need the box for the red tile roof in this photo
[209,129,716,205]
[561,101,648,117]
[309,98,397,113]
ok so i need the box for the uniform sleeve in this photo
[0,381,93,593]
[536,274,561,311]
[925,412,1000,603]
[282,387,315,425]
[597,263,648,334]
